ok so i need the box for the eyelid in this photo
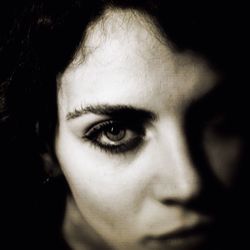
[84,120,121,138]
[83,118,111,134]
[84,119,145,137]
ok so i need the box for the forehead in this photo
[73,9,168,63]
[58,8,218,114]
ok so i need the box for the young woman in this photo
[1,1,249,249]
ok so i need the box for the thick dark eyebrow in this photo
[66,104,157,123]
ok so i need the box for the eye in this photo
[82,120,145,154]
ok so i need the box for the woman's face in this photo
[55,9,242,250]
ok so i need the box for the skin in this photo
[55,9,242,250]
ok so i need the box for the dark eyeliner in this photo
[85,136,143,154]
[82,120,145,154]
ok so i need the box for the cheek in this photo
[55,128,149,233]
[203,131,242,187]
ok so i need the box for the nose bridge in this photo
[152,118,202,202]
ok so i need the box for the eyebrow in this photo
[66,104,157,122]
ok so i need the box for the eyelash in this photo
[82,120,145,155]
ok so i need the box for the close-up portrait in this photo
[0,1,249,250]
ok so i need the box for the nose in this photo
[151,118,202,204]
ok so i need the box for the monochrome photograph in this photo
[1,1,249,249]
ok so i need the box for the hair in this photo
[1,1,249,249]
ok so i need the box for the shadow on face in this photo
[54,8,248,250]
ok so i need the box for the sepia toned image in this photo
[1,1,249,250]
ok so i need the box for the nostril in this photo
[160,179,224,216]
[161,199,180,206]
[153,168,203,209]
[160,179,203,207]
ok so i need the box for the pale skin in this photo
[55,9,242,250]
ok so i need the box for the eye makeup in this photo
[82,119,146,155]
[66,104,157,155]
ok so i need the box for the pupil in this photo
[110,126,120,135]
[105,125,125,141]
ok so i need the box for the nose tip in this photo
[156,160,202,205]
